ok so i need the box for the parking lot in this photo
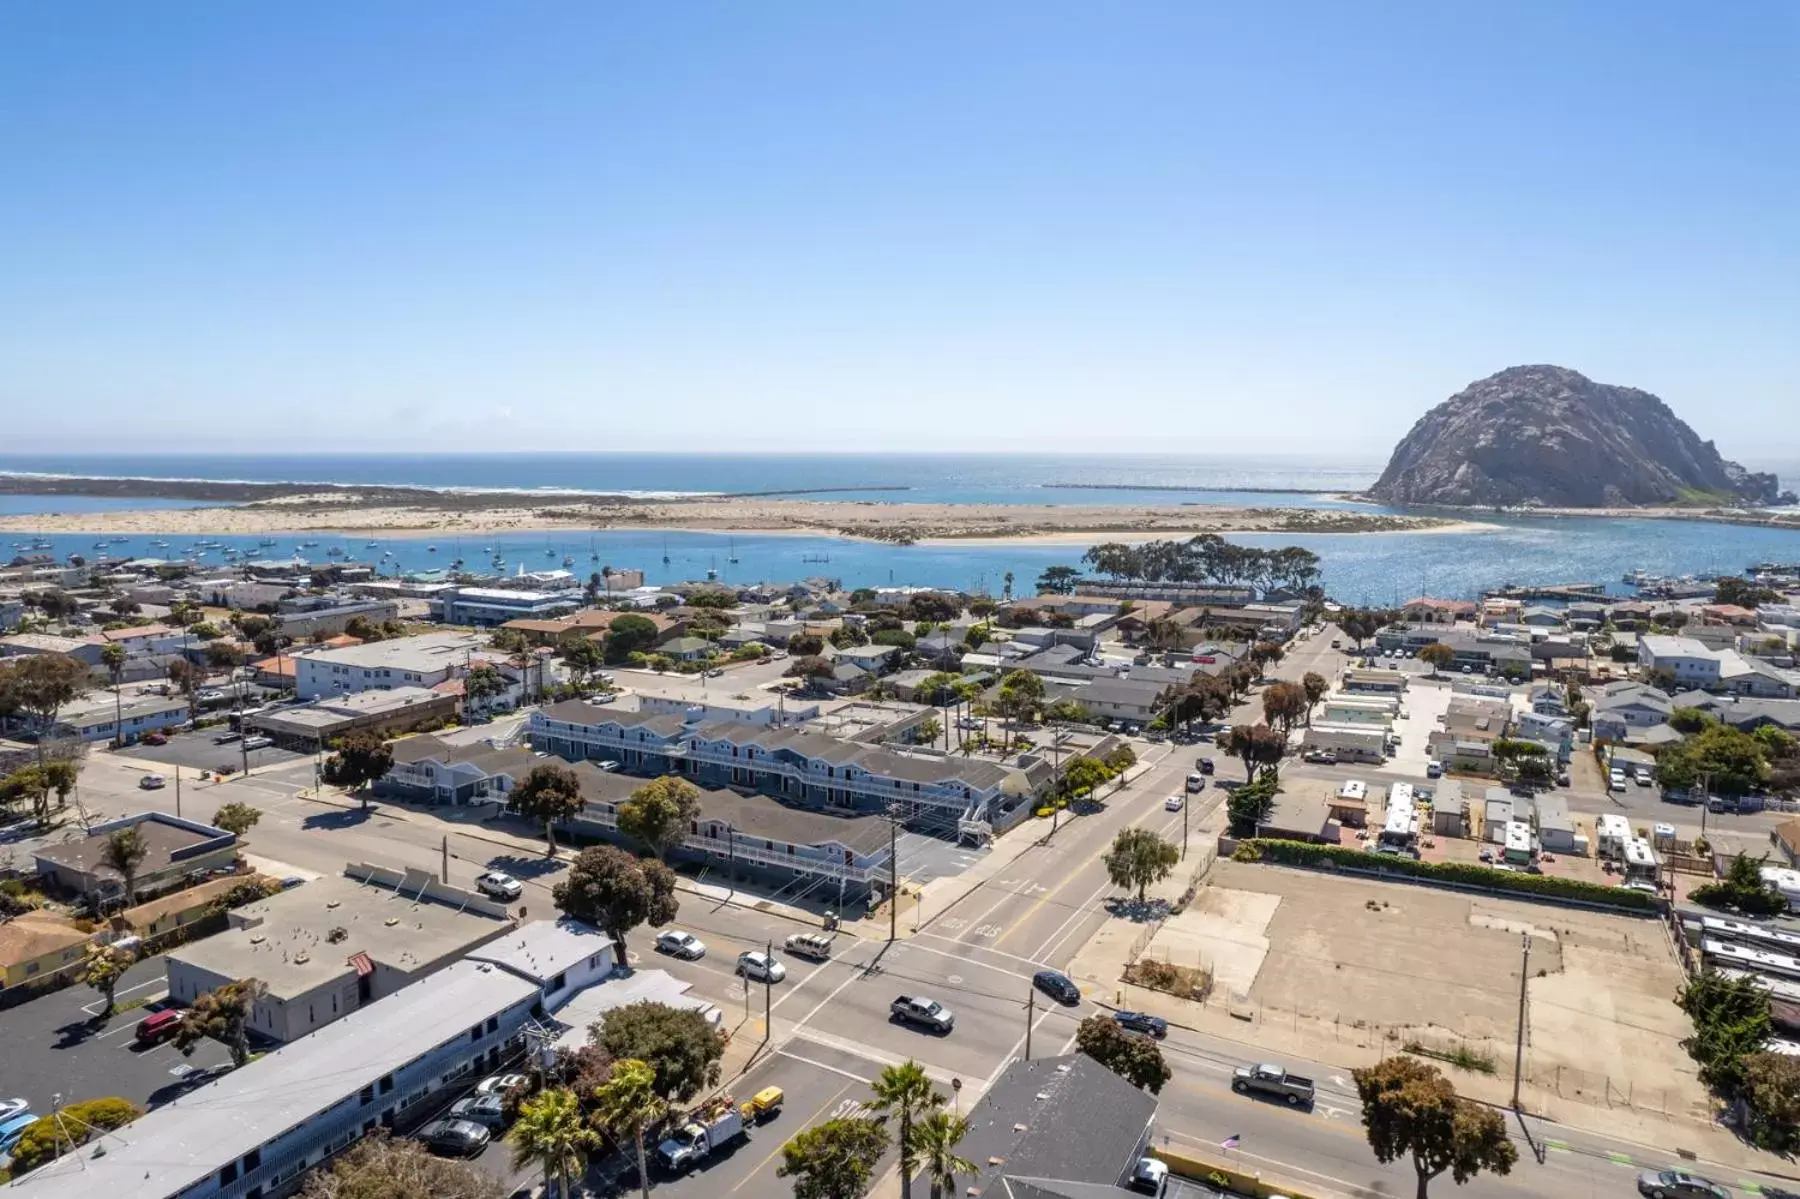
[0,954,236,1118]
[619,1036,901,1199]
[127,726,308,775]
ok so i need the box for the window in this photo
[243,1148,261,1172]
[360,1085,375,1106]
[219,1162,238,1186]
[470,1025,482,1043]
[486,1016,498,1034]
[379,1075,394,1094]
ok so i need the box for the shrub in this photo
[1240,839,1656,911]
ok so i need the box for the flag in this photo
[1221,1135,1241,1150]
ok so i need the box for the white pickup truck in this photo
[657,1107,745,1173]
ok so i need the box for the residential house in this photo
[33,812,240,906]
[1529,684,1572,717]
[1668,692,1800,733]
[1481,596,1524,627]
[1533,792,1577,853]
[1702,603,1761,627]
[1591,681,1674,742]
[658,636,715,662]
[1255,787,1337,843]
[1565,601,1608,630]
[0,910,93,995]
[1607,601,1654,629]
[1773,819,1800,868]
[1513,710,1574,760]
[1401,597,1477,625]
[1638,634,1728,687]
[0,596,27,631]
[1520,605,1565,629]
[1045,677,1166,727]
[1429,779,1468,836]
[121,875,246,942]
[835,643,902,675]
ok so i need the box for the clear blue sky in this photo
[1,2,1795,456]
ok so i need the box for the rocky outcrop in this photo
[1369,366,1788,508]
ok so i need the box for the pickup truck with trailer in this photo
[1232,1062,1315,1106]
[657,1103,746,1172]
[890,995,956,1032]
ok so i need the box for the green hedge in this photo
[1239,839,1656,912]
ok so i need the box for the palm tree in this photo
[100,643,127,747]
[592,1059,663,1199]
[869,1060,944,1199]
[1002,571,1014,601]
[100,827,148,910]
[910,1110,976,1199]
[508,1087,599,1199]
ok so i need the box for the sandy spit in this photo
[0,497,1462,543]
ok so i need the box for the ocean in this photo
[4,453,1800,605]
[0,451,1392,509]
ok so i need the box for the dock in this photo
[1488,582,1609,601]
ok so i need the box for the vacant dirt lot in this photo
[1168,860,1707,1118]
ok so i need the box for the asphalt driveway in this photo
[0,954,236,1117]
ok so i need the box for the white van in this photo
[1337,779,1367,802]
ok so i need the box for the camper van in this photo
[1595,813,1632,861]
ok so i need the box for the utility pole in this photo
[888,810,899,943]
[1024,986,1036,1060]
[442,835,449,882]
[763,938,774,1043]
[238,687,249,776]
[1511,932,1530,1109]
[1182,789,1190,861]
[173,765,182,820]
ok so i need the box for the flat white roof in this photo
[465,917,614,986]
[15,960,538,1199]
[550,968,717,1053]
[298,631,482,672]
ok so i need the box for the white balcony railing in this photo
[571,806,879,882]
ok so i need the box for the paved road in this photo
[60,700,1800,1199]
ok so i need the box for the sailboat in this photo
[589,536,599,562]
[661,536,670,565]
[562,554,574,567]
[728,537,739,565]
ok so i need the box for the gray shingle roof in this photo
[961,1055,1156,1195]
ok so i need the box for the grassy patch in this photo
[1235,838,1656,911]
[1404,1040,1498,1075]
[1672,486,1738,507]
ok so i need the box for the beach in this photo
[0,495,1458,543]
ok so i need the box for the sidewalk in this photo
[296,784,835,931]
[891,745,1176,939]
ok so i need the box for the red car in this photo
[141,732,168,746]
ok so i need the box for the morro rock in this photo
[1369,365,1785,508]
